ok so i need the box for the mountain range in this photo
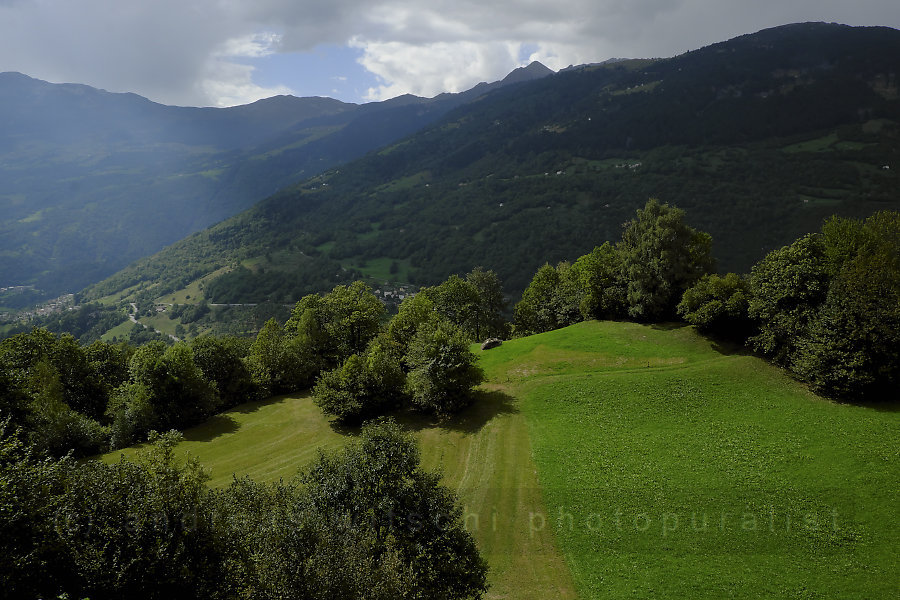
[80,22,900,312]
[0,62,553,304]
[3,22,900,319]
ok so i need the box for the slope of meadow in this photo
[480,321,899,599]
[105,320,898,598]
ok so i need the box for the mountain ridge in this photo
[0,62,559,304]
[80,22,900,314]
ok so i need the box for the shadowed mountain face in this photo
[82,23,900,307]
[0,65,554,302]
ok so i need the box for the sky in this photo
[0,1,897,108]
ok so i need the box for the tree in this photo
[246,318,303,395]
[619,198,714,321]
[677,272,754,339]
[513,262,581,335]
[313,340,405,423]
[384,293,440,363]
[300,419,488,599]
[0,426,232,599]
[570,242,627,320]
[285,281,386,369]
[24,359,108,456]
[191,336,259,409]
[0,328,108,421]
[0,421,73,598]
[405,319,484,415]
[125,341,220,433]
[794,212,900,400]
[465,267,508,340]
[747,234,829,366]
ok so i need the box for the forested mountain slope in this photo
[1,66,547,304]
[86,22,900,305]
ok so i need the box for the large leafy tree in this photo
[313,340,405,423]
[385,293,440,363]
[191,336,259,408]
[246,318,311,395]
[1,427,233,599]
[121,341,220,434]
[465,267,508,340]
[299,419,489,599]
[619,198,714,321]
[747,234,829,366]
[285,281,385,369]
[513,262,581,335]
[570,242,627,320]
[794,213,900,399]
[405,319,484,415]
[0,328,108,421]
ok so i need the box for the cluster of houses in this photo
[373,285,416,309]
[1,293,76,322]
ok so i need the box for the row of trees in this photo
[1,269,507,458]
[1,418,488,599]
[513,198,714,333]
[0,328,261,455]
[514,199,899,402]
[248,271,504,424]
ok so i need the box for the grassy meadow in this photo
[104,321,899,599]
[480,321,898,599]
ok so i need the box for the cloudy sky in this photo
[0,0,897,107]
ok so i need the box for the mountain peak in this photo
[501,61,555,85]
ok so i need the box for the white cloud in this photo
[199,57,294,108]
[353,39,524,100]
[216,32,282,59]
[200,32,294,107]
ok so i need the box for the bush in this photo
[677,272,755,339]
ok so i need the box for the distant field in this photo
[480,321,899,599]
[104,321,899,599]
[99,318,133,342]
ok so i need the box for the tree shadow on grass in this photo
[395,389,519,435]
[710,338,756,357]
[650,322,690,331]
[182,414,240,442]
[325,389,519,437]
[184,394,299,443]
[229,394,293,414]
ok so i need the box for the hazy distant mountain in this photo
[84,22,900,307]
[0,64,555,303]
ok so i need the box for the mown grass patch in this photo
[480,321,899,599]
[102,391,577,599]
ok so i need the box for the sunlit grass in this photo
[483,321,899,599]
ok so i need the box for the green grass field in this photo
[480,321,899,599]
[105,391,577,598]
[104,321,899,598]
